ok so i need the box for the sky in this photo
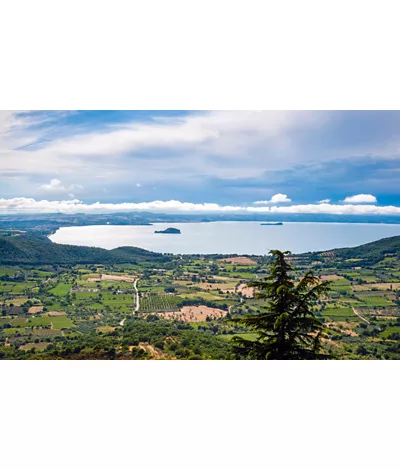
[1,110,400,215]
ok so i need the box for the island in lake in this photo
[260,222,283,226]
[154,227,181,234]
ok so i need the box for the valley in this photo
[0,231,399,359]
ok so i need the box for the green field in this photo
[50,283,73,296]
[356,296,394,307]
[380,326,400,339]
[50,315,75,329]
[323,307,357,321]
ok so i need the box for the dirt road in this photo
[352,307,370,324]
[133,278,139,314]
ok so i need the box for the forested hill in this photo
[333,235,400,258]
[0,234,170,265]
[309,235,400,265]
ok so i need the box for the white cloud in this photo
[0,111,326,182]
[1,111,400,201]
[343,194,377,203]
[40,179,66,192]
[136,183,142,187]
[270,193,291,203]
[0,197,399,215]
[254,193,291,204]
[319,199,331,204]
[39,179,84,194]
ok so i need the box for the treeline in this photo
[0,317,234,360]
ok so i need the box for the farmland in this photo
[0,233,399,359]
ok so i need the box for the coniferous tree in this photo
[232,250,330,359]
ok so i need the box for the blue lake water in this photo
[49,222,400,255]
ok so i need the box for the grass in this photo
[138,285,165,293]
[2,327,29,336]
[27,317,52,327]
[6,296,28,306]
[44,302,66,311]
[0,267,18,276]
[50,283,73,296]
[50,315,75,329]
[380,326,400,339]
[323,307,357,321]
[0,282,36,294]
[12,314,74,329]
[356,296,394,307]
[11,318,29,327]
[30,270,54,278]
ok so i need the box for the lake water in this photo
[49,222,400,255]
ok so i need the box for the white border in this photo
[1,1,400,468]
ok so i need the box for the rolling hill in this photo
[0,234,170,265]
[332,235,400,259]
[308,235,400,266]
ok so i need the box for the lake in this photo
[49,222,400,255]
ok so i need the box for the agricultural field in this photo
[140,294,182,313]
[0,239,399,360]
[50,283,73,296]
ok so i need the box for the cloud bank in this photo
[1,197,400,215]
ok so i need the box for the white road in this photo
[352,307,370,324]
[120,277,140,327]
[133,278,140,314]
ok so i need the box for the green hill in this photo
[309,235,400,266]
[0,234,169,265]
[333,235,400,259]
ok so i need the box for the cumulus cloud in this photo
[343,194,377,203]
[1,197,399,215]
[254,193,291,204]
[39,179,83,194]
[319,199,331,204]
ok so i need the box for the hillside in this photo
[309,235,400,266]
[333,235,400,259]
[0,234,169,265]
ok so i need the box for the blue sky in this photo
[0,110,400,214]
